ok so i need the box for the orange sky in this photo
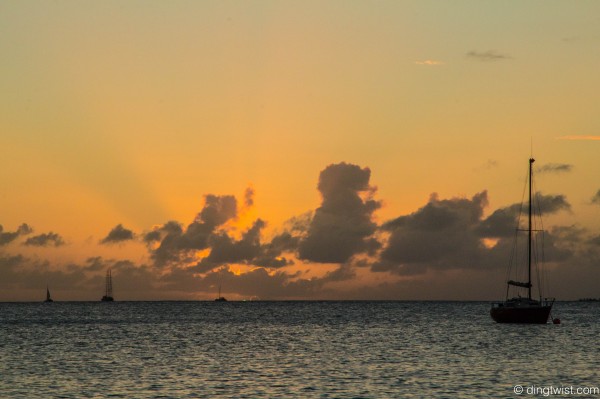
[1,1,600,301]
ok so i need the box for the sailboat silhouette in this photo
[44,286,53,303]
[490,157,554,323]
[214,285,227,302]
[101,269,114,302]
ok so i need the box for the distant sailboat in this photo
[490,158,555,324]
[214,285,227,302]
[44,286,53,303]
[101,269,114,302]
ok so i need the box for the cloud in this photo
[377,192,489,274]
[415,60,444,66]
[197,219,266,267]
[0,223,33,246]
[537,163,573,174]
[479,159,499,170]
[0,254,90,299]
[466,50,512,61]
[244,186,255,208]
[189,220,297,274]
[375,189,572,276]
[100,224,135,244]
[476,204,520,238]
[147,195,238,266]
[298,163,381,263]
[24,232,65,247]
[557,135,600,141]
[534,193,571,214]
[592,190,600,205]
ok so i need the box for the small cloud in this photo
[557,135,600,141]
[415,60,444,66]
[244,186,255,208]
[592,190,600,205]
[562,36,580,43]
[537,163,573,174]
[466,50,512,62]
[474,159,499,172]
[17,224,33,235]
[0,223,33,246]
[24,232,65,247]
[100,224,135,244]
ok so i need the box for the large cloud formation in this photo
[144,194,238,266]
[375,191,572,276]
[298,163,381,263]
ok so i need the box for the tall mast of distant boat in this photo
[106,269,113,298]
[101,269,114,301]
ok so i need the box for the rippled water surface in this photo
[1,301,598,398]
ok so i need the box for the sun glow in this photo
[481,238,499,249]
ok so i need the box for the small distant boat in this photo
[214,285,227,302]
[101,269,114,302]
[490,157,554,324]
[44,286,53,303]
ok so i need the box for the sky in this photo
[1,1,600,301]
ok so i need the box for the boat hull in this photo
[490,305,552,324]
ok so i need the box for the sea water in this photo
[0,301,598,398]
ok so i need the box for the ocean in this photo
[0,301,598,398]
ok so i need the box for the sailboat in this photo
[101,269,114,302]
[44,286,53,303]
[214,285,227,302]
[490,157,554,323]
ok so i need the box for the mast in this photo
[528,158,534,300]
[105,269,113,298]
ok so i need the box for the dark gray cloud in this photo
[466,50,512,61]
[202,219,265,265]
[147,195,238,266]
[375,189,572,276]
[588,234,600,247]
[100,224,135,244]
[534,193,571,214]
[199,194,237,228]
[476,193,570,238]
[537,163,573,174]
[592,190,600,205]
[187,267,326,300]
[190,220,296,274]
[0,254,89,300]
[24,232,65,247]
[253,232,298,269]
[0,223,33,246]
[244,187,255,208]
[475,204,520,238]
[378,192,489,272]
[298,163,381,263]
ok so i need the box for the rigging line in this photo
[532,184,548,299]
[506,165,530,297]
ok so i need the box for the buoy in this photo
[553,318,561,324]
